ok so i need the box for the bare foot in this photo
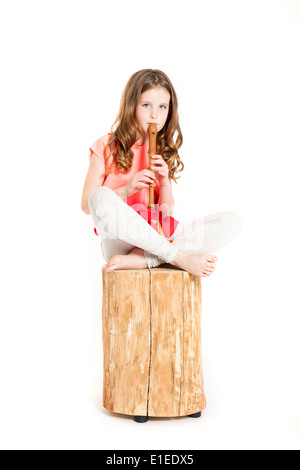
[105,248,147,272]
[170,251,217,277]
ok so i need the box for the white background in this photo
[0,0,299,450]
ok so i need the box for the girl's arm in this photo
[81,153,130,214]
[157,179,175,218]
[81,153,106,214]
[150,154,175,217]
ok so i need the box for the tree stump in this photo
[101,264,206,418]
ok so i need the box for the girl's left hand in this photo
[150,155,169,185]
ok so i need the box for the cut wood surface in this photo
[102,265,206,417]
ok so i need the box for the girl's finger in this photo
[151,163,163,169]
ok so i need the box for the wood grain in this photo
[102,265,206,417]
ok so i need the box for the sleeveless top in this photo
[89,133,160,206]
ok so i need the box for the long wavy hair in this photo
[103,69,184,183]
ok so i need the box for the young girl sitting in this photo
[81,69,241,276]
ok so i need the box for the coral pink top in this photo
[89,133,160,207]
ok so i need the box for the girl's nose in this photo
[150,109,157,119]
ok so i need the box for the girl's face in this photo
[136,86,170,143]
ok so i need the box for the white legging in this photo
[88,187,242,268]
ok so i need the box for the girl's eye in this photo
[142,104,167,109]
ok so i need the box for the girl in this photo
[81,69,241,276]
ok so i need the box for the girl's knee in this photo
[223,211,242,236]
[89,186,112,203]
[204,211,242,238]
[88,186,114,213]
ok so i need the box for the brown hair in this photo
[103,69,184,183]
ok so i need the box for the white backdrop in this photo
[0,0,299,450]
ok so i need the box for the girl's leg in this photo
[88,187,179,265]
[171,211,242,253]
[99,234,138,262]
[143,211,242,268]
[100,237,149,271]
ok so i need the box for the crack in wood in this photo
[146,267,152,417]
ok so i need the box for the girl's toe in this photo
[205,263,214,270]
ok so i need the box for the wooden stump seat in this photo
[101,264,206,419]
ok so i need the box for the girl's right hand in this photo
[126,170,156,197]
